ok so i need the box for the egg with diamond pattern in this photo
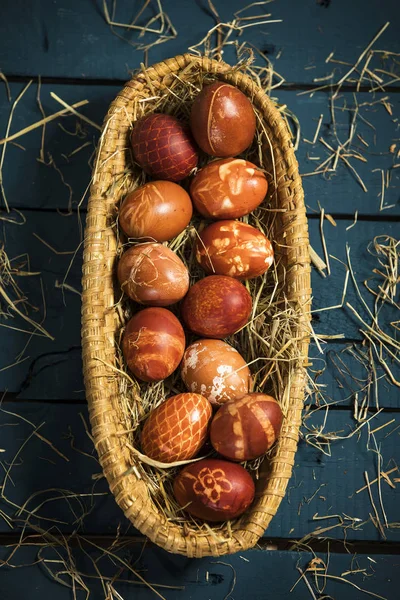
[131,113,198,182]
[141,393,212,463]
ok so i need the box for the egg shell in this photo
[210,393,283,461]
[173,458,255,521]
[196,220,274,280]
[141,393,212,463]
[117,243,189,306]
[131,113,198,182]
[181,339,250,405]
[190,82,256,157]
[119,181,193,242]
[181,275,252,338]
[190,158,268,219]
[122,308,185,382]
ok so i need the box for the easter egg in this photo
[181,275,252,338]
[190,82,256,157]
[173,458,255,521]
[131,113,198,181]
[196,220,274,280]
[119,181,193,242]
[181,339,250,405]
[141,393,212,463]
[122,307,185,382]
[210,393,283,461]
[117,243,189,306]
[190,158,267,219]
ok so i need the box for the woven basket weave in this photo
[82,54,311,558]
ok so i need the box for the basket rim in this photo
[82,53,311,558]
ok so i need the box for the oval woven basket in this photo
[82,54,311,558]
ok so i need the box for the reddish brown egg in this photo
[131,113,198,182]
[117,243,189,306]
[173,458,255,521]
[141,393,212,463]
[190,82,256,157]
[181,275,252,338]
[190,158,268,219]
[119,181,193,242]
[196,220,274,280]
[210,393,283,461]
[181,339,250,405]
[122,308,185,382]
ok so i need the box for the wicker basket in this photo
[82,54,311,558]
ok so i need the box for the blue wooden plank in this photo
[0,0,399,85]
[1,83,399,215]
[0,402,399,542]
[0,544,397,600]
[1,211,398,401]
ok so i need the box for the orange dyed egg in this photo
[196,220,274,280]
[190,158,267,219]
[141,393,212,463]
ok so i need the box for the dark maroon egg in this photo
[131,113,198,181]
[173,458,255,521]
[181,275,252,338]
[210,393,283,461]
[122,307,185,382]
[190,82,256,157]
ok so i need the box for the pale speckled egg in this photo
[119,181,193,242]
[196,220,274,280]
[190,158,268,219]
[141,393,212,463]
[181,339,250,406]
[117,242,189,306]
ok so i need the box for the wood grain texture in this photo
[0,402,398,542]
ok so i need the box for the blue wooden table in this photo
[0,1,399,598]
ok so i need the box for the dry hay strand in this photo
[86,56,309,544]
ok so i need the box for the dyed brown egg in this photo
[210,393,283,461]
[190,158,268,219]
[141,393,212,463]
[190,82,256,157]
[117,243,189,306]
[181,339,250,405]
[196,220,274,280]
[131,113,198,182]
[173,458,255,521]
[119,181,193,242]
[181,275,252,338]
[122,308,185,382]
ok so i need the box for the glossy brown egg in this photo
[173,458,255,521]
[181,275,252,338]
[141,393,212,463]
[122,308,185,382]
[131,113,198,181]
[119,181,193,242]
[117,243,189,306]
[196,220,274,280]
[190,158,268,219]
[190,82,256,157]
[210,393,283,461]
[181,339,250,405]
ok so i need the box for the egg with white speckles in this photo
[181,339,251,406]
[196,220,274,280]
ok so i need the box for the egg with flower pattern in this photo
[181,339,250,405]
[131,113,198,182]
[173,458,255,521]
[196,220,274,280]
[141,393,212,463]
